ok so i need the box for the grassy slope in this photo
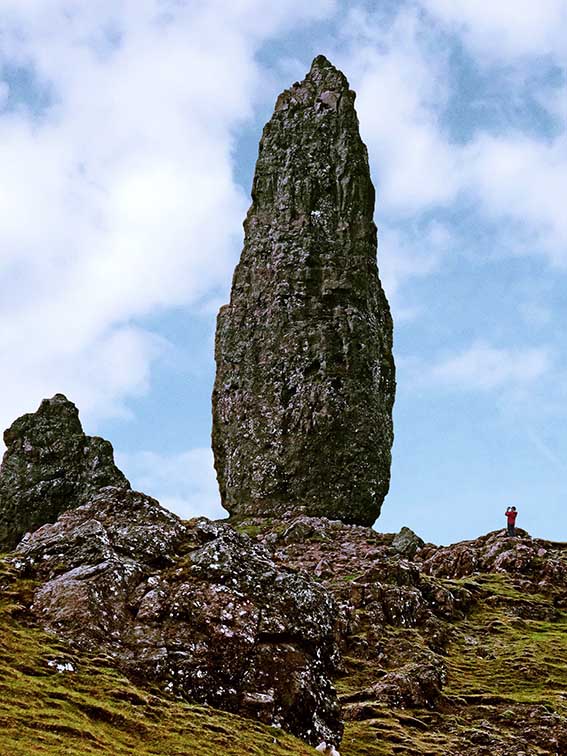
[340,573,567,755]
[2,559,566,755]
[0,558,313,756]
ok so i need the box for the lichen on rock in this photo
[212,55,395,527]
[13,487,343,745]
[0,393,129,550]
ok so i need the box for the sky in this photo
[0,0,566,545]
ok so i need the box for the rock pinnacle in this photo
[212,56,395,525]
[0,394,129,549]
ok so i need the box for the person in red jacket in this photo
[505,506,518,537]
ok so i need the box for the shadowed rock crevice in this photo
[212,55,395,526]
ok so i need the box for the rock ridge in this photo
[7,504,567,754]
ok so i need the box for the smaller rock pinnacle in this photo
[0,394,130,549]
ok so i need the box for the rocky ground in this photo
[238,514,567,755]
[6,488,341,746]
[1,496,566,755]
[0,552,316,756]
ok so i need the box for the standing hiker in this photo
[505,506,518,537]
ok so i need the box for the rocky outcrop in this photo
[0,394,129,550]
[236,515,567,755]
[419,529,567,588]
[13,487,342,745]
[391,526,425,559]
[212,55,395,526]
[5,497,567,754]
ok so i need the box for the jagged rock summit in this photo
[0,393,129,550]
[213,55,395,526]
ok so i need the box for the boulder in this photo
[391,526,425,559]
[13,487,342,745]
[420,530,567,587]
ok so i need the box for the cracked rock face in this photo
[212,55,395,527]
[0,394,129,550]
[13,488,342,745]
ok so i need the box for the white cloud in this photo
[525,426,567,473]
[117,447,225,521]
[337,7,460,215]
[0,0,336,435]
[333,2,567,282]
[427,341,551,392]
[0,327,165,432]
[464,135,567,261]
[1,0,566,501]
[420,0,567,60]
[378,221,452,320]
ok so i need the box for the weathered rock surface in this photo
[235,515,567,755]
[391,526,425,558]
[212,55,395,526]
[419,528,567,589]
[13,487,342,745]
[0,394,129,550]
[4,496,567,754]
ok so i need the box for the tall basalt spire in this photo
[212,55,395,526]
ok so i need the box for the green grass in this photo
[455,572,549,602]
[338,573,567,755]
[444,611,567,707]
[231,523,265,539]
